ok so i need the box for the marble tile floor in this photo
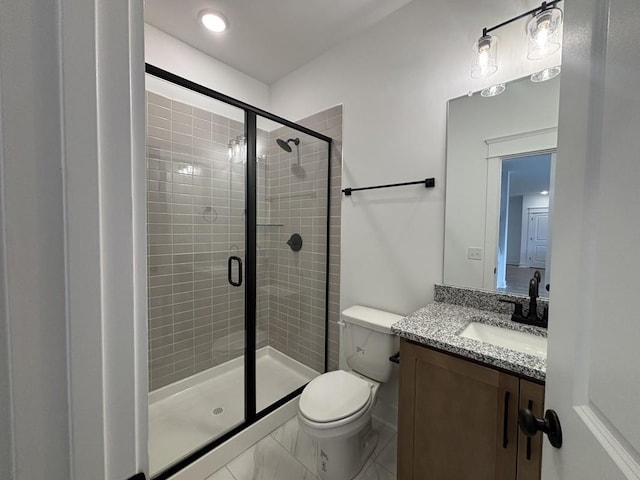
[205,416,397,480]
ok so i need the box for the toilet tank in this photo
[342,306,403,383]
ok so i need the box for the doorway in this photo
[496,153,552,297]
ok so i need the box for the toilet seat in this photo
[299,371,373,424]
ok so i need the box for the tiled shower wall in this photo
[146,91,251,390]
[146,90,342,390]
[264,107,343,372]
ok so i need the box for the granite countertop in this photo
[391,302,547,381]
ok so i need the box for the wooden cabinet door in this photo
[517,380,545,480]
[398,341,519,480]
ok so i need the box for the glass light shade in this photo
[531,65,561,82]
[471,34,499,79]
[527,8,563,60]
[481,83,506,97]
[228,135,246,164]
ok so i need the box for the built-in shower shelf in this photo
[258,284,299,298]
[257,223,284,227]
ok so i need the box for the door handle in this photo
[228,256,243,287]
[518,408,563,448]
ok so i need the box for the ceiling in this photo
[144,0,415,84]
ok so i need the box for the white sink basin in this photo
[460,322,547,358]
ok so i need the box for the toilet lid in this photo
[299,371,372,423]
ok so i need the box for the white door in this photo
[542,0,640,479]
[526,210,548,269]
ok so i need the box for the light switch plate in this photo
[467,247,483,260]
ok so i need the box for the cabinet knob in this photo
[518,408,563,448]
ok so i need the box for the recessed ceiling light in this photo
[541,190,549,195]
[199,10,228,33]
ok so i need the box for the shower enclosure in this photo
[145,65,331,478]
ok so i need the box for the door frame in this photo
[483,128,557,291]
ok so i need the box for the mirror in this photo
[444,75,561,298]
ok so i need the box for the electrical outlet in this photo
[467,247,483,260]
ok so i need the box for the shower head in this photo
[276,137,300,153]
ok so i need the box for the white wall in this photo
[507,195,523,264]
[145,24,270,110]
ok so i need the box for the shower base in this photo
[149,346,319,476]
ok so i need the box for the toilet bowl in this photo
[297,306,402,480]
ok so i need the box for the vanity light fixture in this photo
[527,6,563,60]
[470,0,563,79]
[531,65,561,82]
[228,134,246,163]
[481,83,506,97]
[199,9,228,33]
[471,32,499,79]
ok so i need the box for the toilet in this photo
[297,306,402,480]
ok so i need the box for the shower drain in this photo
[212,407,224,415]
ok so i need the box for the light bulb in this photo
[199,10,228,33]
[535,27,549,53]
[527,8,563,60]
[471,35,498,79]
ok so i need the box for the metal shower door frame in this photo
[145,64,332,480]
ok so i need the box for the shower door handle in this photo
[228,256,243,287]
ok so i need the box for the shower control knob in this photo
[286,233,303,252]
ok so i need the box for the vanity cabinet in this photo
[398,340,544,480]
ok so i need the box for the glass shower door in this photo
[253,115,329,414]
[146,75,247,476]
